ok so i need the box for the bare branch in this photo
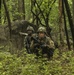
[35,0,46,21]
[48,0,57,15]
[31,9,45,26]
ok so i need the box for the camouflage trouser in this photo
[33,48,39,56]
[38,48,54,58]
[33,46,54,59]
[47,48,54,58]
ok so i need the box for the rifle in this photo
[26,40,31,54]
[26,36,32,54]
[31,36,47,48]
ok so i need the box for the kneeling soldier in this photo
[24,26,34,54]
[30,27,55,58]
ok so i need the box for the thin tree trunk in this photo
[3,0,12,39]
[46,14,52,37]
[64,0,74,49]
[62,0,71,50]
[22,0,25,19]
[0,0,1,23]
[17,0,25,49]
[59,0,64,47]
[31,0,36,24]
[18,0,25,19]
[73,0,74,25]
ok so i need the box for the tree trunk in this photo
[18,0,25,19]
[73,0,74,25]
[0,0,1,23]
[31,0,37,24]
[3,0,12,39]
[62,0,71,50]
[59,0,64,47]
[64,0,74,49]
[46,14,51,37]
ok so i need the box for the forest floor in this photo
[0,46,74,75]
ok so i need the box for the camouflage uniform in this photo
[24,26,34,54]
[30,27,55,58]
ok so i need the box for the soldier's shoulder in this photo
[46,36,51,40]
[46,36,54,42]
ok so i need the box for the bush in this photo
[0,49,74,75]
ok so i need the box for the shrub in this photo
[0,49,74,75]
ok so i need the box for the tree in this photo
[3,0,12,39]
[72,0,74,25]
[62,0,71,50]
[0,0,1,23]
[59,0,64,47]
[64,0,74,49]
[25,0,32,20]
[18,0,25,19]
[31,0,56,36]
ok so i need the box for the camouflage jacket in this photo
[24,35,32,48]
[30,36,55,50]
[24,33,37,48]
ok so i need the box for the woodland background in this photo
[0,0,74,75]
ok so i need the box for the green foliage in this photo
[0,49,74,75]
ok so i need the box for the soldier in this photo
[30,27,55,59]
[24,26,34,54]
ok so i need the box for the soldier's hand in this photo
[34,43,40,47]
[41,44,48,48]
[31,36,35,40]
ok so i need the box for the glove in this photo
[41,44,48,48]
[34,43,40,48]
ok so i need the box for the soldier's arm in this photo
[19,32,28,36]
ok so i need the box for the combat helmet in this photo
[26,26,34,32]
[37,27,46,33]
